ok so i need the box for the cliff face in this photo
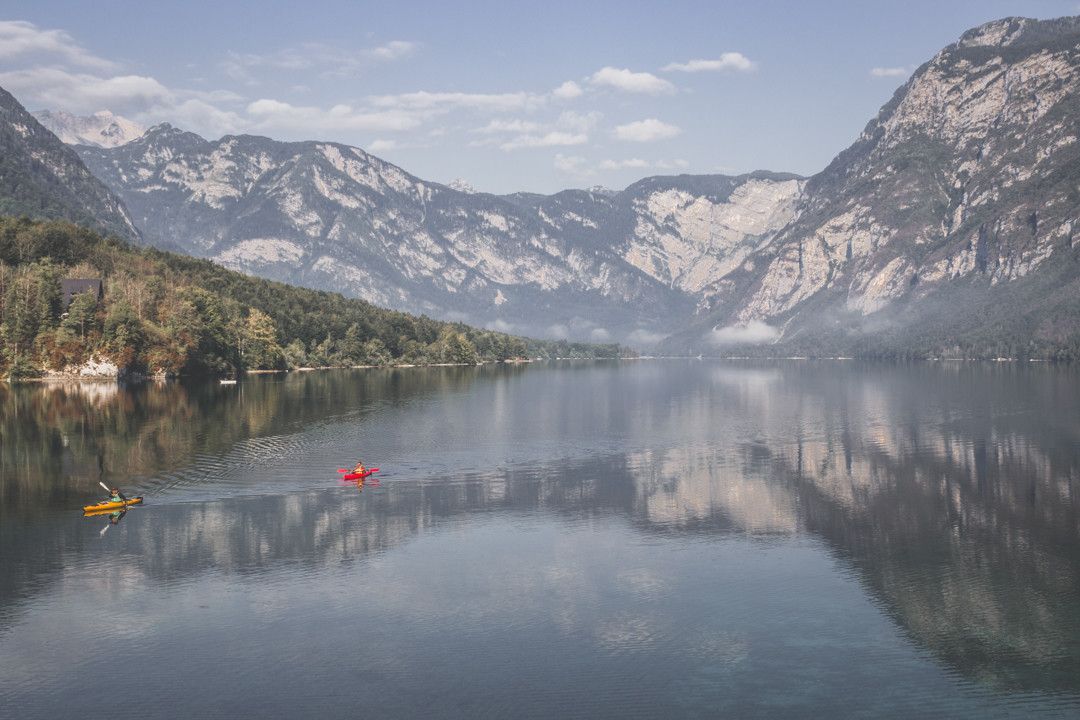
[671,16,1080,354]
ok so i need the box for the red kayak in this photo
[342,468,379,481]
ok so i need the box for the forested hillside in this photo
[0,218,627,379]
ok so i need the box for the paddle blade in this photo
[337,468,348,473]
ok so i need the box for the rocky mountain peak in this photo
[448,178,477,194]
[956,17,1034,47]
[31,108,145,148]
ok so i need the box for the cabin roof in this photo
[61,278,104,306]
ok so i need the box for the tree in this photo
[283,339,307,369]
[242,308,285,370]
[103,302,144,367]
[62,290,99,340]
[360,338,391,366]
[340,323,363,364]
[446,333,479,364]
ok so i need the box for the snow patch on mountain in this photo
[32,110,145,148]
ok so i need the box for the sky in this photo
[2,0,1079,194]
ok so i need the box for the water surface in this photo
[2,362,1079,718]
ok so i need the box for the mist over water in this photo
[2,362,1079,718]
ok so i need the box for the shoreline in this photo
[3,357,541,384]
[4,354,1065,385]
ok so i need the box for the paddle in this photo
[97,481,127,505]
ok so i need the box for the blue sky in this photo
[2,0,1078,193]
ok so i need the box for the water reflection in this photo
[1,362,1079,715]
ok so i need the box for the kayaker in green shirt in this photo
[108,487,128,504]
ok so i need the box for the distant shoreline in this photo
[7,354,1068,385]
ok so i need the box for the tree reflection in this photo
[1,362,1078,694]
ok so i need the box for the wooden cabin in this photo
[61,279,104,308]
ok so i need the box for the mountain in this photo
[75,126,802,340]
[58,15,1080,355]
[31,109,145,148]
[0,89,139,241]
[668,16,1080,356]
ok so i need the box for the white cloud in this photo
[246,98,424,132]
[710,320,779,346]
[870,66,909,78]
[365,40,418,61]
[588,66,675,94]
[657,158,691,170]
[556,110,601,133]
[552,80,584,99]
[475,111,599,151]
[167,98,245,136]
[663,53,755,73]
[0,67,172,111]
[499,131,587,151]
[473,118,543,134]
[0,20,116,70]
[553,154,585,172]
[222,40,417,84]
[590,328,611,342]
[626,329,667,346]
[368,138,398,152]
[598,158,649,170]
[546,323,570,339]
[613,118,681,142]
[370,90,544,113]
[486,319,517,333]
[597,157,690,171]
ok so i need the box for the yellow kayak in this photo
[83,497,143,514]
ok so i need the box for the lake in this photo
[2,361,1079,718]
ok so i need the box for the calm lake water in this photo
[2,361,1079,718]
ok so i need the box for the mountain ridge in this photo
[0,88,139,242]
[75,123,803,341]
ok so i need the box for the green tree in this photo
[242,308,285,370]
[62,290,99,340]
[283,339,307,369]
[446,333,479,364]
[103,301,144,367]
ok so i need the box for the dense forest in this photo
[0,217,630,379]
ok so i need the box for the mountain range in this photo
[5,15,1080,355]
[73,125,802,342]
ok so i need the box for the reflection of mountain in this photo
[2,363,1079,695]
[632,364,1080,692]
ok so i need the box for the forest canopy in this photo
[0,217,630,378]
